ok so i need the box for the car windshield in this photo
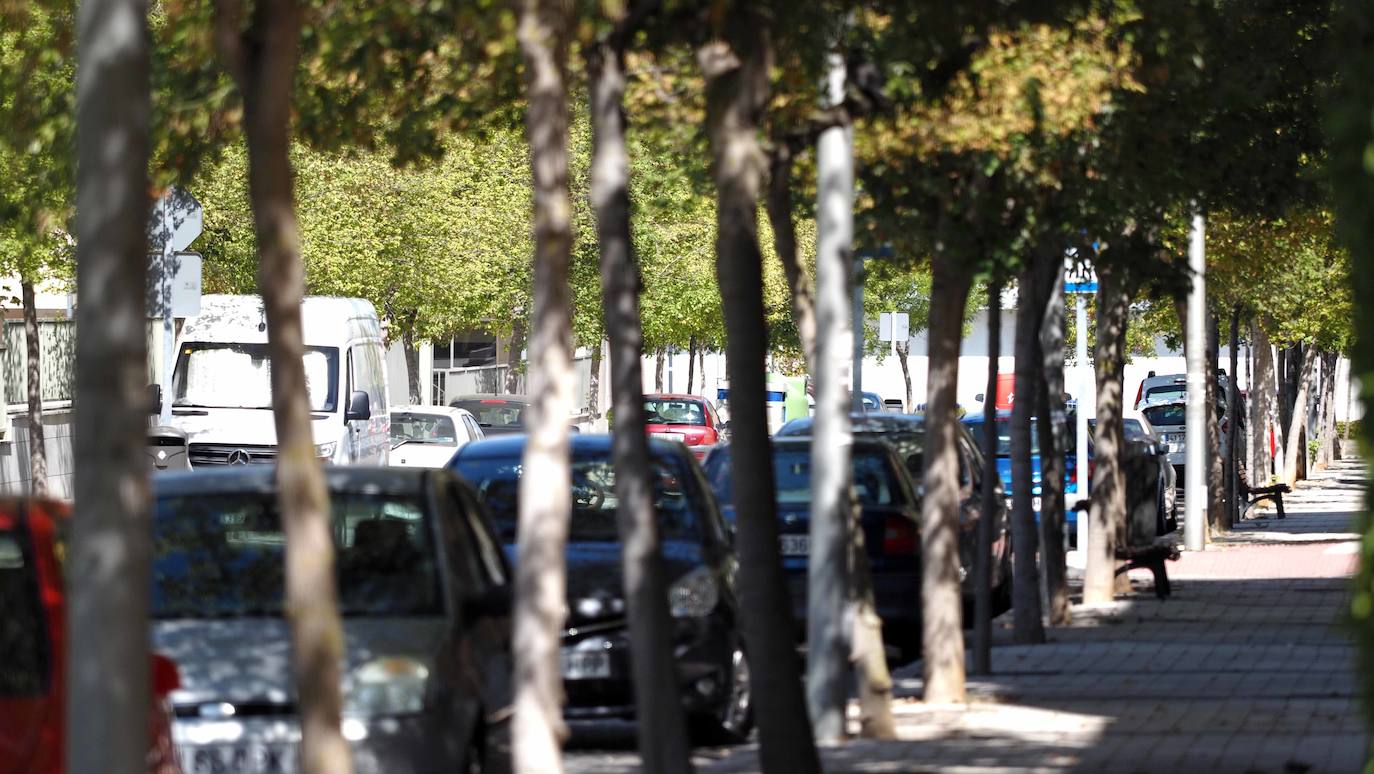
[152,493,441,618]
[454,400,525,429]
[1142,404,1187,427]
[964,419,1041,457]
[644,398,706,426]
[456,454,704,544]
[391,412,458,445]
[705,446,904,507]
[173,343,339,412]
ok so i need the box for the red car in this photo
[0,498,182,774]
[643,394,725,459]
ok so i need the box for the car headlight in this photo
[315,441,337,460]
[668,566,719,618]
[344,657,429,716]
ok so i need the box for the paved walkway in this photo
[692,458,1370,773]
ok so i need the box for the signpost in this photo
[147,188,203,425]
[1064,256,1097,551]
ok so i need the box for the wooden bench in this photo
[1238,468,1291,520]
[1114,544,1182,599]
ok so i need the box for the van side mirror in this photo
[345,390,371,421]
[147,384,163,416]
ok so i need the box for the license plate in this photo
[650,432,685,443]
[560,649,611,680]
[189,745,295,774]
[1032,496,1042,512]
[779,534,810,555]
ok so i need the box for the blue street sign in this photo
[1065,281,1098,294]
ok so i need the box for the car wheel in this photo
[691,643,753,744]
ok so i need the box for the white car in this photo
[389,405,485,468]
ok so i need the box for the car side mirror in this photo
[147,383,163,416]
[345,390,371,421]
[462,586,512,619]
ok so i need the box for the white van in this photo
[164,295,390,467]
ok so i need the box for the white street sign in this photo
[878,311,909,342]
[147,252,202,317]
[148,188,203,253]
[1064,253,1098,294]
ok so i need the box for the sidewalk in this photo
[701,459,1369,773]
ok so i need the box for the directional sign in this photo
[148,187,203,253]
[878,311,909,342]
[1063,255,1098,294]
[147,252,203,317]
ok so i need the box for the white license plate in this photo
[1032,496,1042,512]
[779,534,810,555]
[560,649,611,680]
[650,432,686,443]
[188,745,295,774]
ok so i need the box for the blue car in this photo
[961,411,1085,538]
[448,434,752,741]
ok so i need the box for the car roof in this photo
[960,410,1014,424]
[644,393,709,402]
[451,432,686,462]
[451,394,531,405]
[778,412,926,436]
[392,404,473,418]
[152,465,440,499]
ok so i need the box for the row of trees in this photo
[3,0,1367,772]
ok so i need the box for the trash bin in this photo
[148,425,191,472]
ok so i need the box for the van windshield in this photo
[173,343,339,412]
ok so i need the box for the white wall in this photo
[0,407,75,499]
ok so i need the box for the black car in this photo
[774,413,1014,615]
[448,434,751,741]
[150,467,513,774]
[703,436,939,658]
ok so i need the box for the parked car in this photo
[706,436,930,659]
[1133,371,1233,411]
[449,435,751,741]
[162,294,390,467]
[772,413,1013,619]
[390,405,485,468]
[961,411,1084,538]
[450,395,531,436]
[642,393,727,459]
[0,498,182,774]
[151,467,512,774]
[1139,394,1238,484]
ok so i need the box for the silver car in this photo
[152,467,512,774]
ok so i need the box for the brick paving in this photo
[691,458,1371,773]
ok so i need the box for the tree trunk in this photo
[587,340,603,421]
[69,1,152,769]
[220,1,353,770]
[588,32,692,772]
[1318,351,1339,467]
[22,281,48,496]
[506,315,527,394]
[896,340,912,412]
[807,56,855,741]
[972,278,1002,675]
[699,346,706,396]
[513,1,578,770]
[767,144,817,369]
[1083,265,1129,605]
[1037,269,1069,625]
[1010,270,1046,643]
[699,16,820,771]
[402,324,422,404]
[920,249,974,702]
[655,347,665,392]
[1251,323,1276,485]
[687,335,697,394]
[1206,314,1226,533]
[1227,307,1241,525]
[1281,345,1319,486]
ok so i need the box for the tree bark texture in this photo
[1083,265,1129,605]
[972,278,1002,676]
[1010,269,1046,643]
[1037,269,1069,625]
[1317,351,1339,468]
[920,250,974,701]
[22,281,48,496]
[70,0,153,769]
[1206,314,1226,532]
[699,15,820,770]
[687,335,697,394]
[896,340,912,413]
[516,0,578,769]
[506,315,527,395]
[218,0,353,770]
[1227,307,1241,525]
[766,144,817,370]
[1281,345,1319,486]
[847,515,895,739]
[402,325,422,404]
[589,34,692,773]
[655,347,665,392]
[587,341,602,421]
[1252,325,1277,483]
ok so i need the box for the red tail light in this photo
[152,653,181,697]
[1133,382,1143,410]
[883,516,918,555]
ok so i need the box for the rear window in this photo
[964,420,1041,457]
[1144,384,1186,403]
[0,527,46,695]
[455,454,706,544]
[644,398,706,426]
[153,494,441,618]
[705,447,905,507]
[392,412,458,444]
[454,401,525,429]
[1142,404,1187,427]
